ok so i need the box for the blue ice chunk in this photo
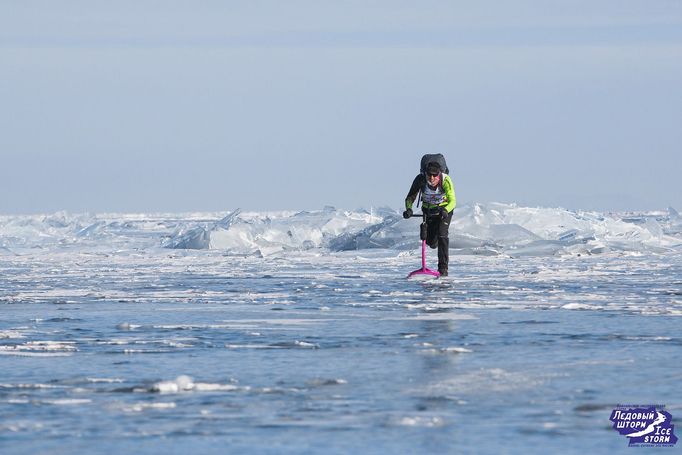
[558,229,578,242]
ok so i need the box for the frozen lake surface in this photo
[1,207,681,453]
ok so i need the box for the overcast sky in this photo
[1,1,681,214]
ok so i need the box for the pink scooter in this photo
[407,212,440,279]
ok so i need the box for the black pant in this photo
[426,210,452,272]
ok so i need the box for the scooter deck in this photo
[407,239,441,279]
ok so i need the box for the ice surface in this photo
[1,205,682,454]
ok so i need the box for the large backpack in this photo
[420,153,449,175]
[416,153,449,208]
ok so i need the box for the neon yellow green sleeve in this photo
[443,175,456,213]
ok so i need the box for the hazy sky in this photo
[2,1,681,214]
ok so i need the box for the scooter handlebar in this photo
[405,212,440,219]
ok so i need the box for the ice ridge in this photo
[1,203,680,257]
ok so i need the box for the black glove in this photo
[403,208,413,219]
[439,207,448,218]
